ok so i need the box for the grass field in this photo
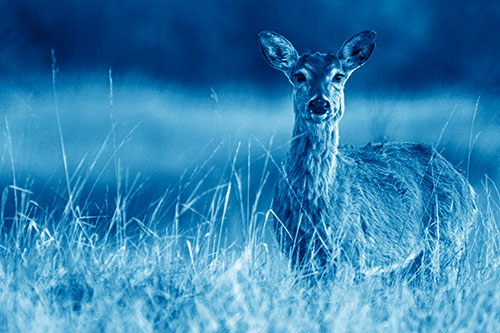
[0,76,499,331]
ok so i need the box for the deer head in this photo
[258,31,376,127]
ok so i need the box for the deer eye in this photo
[333,73,345,82]
[294,73,307,83]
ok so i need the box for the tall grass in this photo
[0,129,499,332]
[0,72,499,331]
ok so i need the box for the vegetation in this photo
[0,71,498,331]
[0,133,499,332]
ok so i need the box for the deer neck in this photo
[286,115,339,203]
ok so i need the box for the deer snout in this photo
[308,97,331,116]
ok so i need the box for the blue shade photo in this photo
[0,0,499,331]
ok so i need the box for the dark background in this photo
[1,0,499,95]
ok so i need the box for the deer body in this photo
[259,31,476,275]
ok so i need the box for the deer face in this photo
[259,31,376,124]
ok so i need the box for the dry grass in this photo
[0,73,499,331]
[0,142,499,332]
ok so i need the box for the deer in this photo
[258,30,477,279]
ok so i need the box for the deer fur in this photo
[259,30,477,277]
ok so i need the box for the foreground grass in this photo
[1,74,499,331]
[0,167,500,332]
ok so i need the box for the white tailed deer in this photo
[259,30,477,278]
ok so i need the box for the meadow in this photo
[0,74,499,331]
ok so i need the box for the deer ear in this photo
[337,31,376,73]
[258,31,298,73]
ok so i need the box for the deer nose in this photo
[309,98,331,115]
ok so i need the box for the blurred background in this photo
[1,0,500,93]
[0,0,499,224]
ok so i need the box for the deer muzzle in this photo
[309,97,331,115]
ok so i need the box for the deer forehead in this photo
[294,53,344,78]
